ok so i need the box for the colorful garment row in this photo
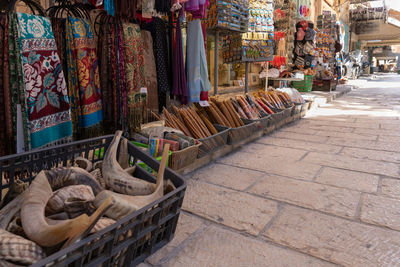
[0,12,73,156]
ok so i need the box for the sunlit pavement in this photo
[142,74,400,267]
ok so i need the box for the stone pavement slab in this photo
[381,178,400,199]
[257,137,343,154]
[190,163,263,191]
[161,226,335,267]
[303,152,400,177]
[315,167,379,193]
[264,205,400,267]
[327,137,400,153]
[182,180,278,235]
[360,194,400,231]
[219,154,322,181]
[340,147,400,164]
[248,174,360,218]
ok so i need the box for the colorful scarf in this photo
[122,23,146,134]
[16,12,72,149]
[65,17,103,138]
[172,19,188,105]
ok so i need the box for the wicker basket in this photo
[169,141,201,170]
[198,125,230,158]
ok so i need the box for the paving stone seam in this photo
[377,176,383,195]
[253,140,342,154]
[311,166,325,182]
[335,146,345,154]
[183,179,399,233]
[214,162,382,193]
[299,158,400,179]
[257,203,284,237]
[175,210,340,266]
[354,193,364,221]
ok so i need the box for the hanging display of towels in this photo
[65,17,103,138]
[186,19,211,103]
[16,12,73,149]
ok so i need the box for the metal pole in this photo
[245,62,249,93]
[214,31,219,95]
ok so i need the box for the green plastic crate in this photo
[131,141,172,174]
[94,141,172,175]
[292,75,313,92]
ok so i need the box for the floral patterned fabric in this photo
[65,17,103,138]
[122,23,146,134]
[16,12,72,149]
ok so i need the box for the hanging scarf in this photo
[9,14,30,152]
[65,17,103,138]
[141,30,158,112]
[122,23,146,134]
[0,15,9,156]
[186,19,211,103]
[98,22,113,134]
[151,18,170,112]
[16,12,72,149]
[172,19,188,105]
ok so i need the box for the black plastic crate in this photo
[197,125,230,158]
[0,135,186,267]
[271,108,284,124]
[291,104,302,116]
[301,101,311,117]
[226,121,258,144]
[242,114,271,130]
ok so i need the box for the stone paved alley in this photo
[143,74,400,266]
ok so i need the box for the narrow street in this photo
[143,74,400,267]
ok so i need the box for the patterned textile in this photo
[151,18,170,112]
[0,15,8,156]
[16,12,72,149]
[66,17,103,138]
[141,30,158,112]
[122,23,146,134]
[172,19,188,105]
[9,14,30,152]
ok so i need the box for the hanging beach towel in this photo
[16,12,72,149]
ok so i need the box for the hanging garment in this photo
[141,30,159,112]
[66,17,103,138]
[122,23,146,134]
[185,0,208,18]
[186,19,211,103]
[97,22,114,134]
[155,0,171,13]
[172,19,188,105]
[0,14,10,156]
[9,13,29,152]
[16,12,72,149]
[151,18,171,112]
